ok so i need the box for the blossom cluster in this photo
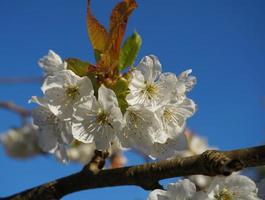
[30,50,197,162]
[0,125,41,158]
[148,174,264,200]
[0,124,96,164]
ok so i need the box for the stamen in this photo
[163,109,173,122]
[96,111,113,128]
[144,84,158,100]
[214,188,234,200]
[66,85,79,100]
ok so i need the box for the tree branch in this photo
[0,102,31,125]
[4,145,265,200]
[0,102,31,117]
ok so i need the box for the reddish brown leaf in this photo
[87,0,109,52]
[108,0,138,63]
[87,0,137,76]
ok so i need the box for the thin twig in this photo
[0,102,31,117]
[0,102,31,125]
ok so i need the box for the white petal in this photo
[72,92,120,150]
[191,191,210,200]
[207,174,260,199]
[54,144,69,163]
[119,105,170,158]
[149,133,188,159]
[29,96,49,108]
[36,125,58,153]
[167,179,196,199]
[32,106,72,153]
[123,105,164,144]
[159,72,186,103]
[98,84,119,111]
[38,50,66,75]
[32,106,52,127]
[78,76,94,97]
[178,69,196,92]
[72,122,94,144]
[41,70,94,118]
[225,175,258,196]
[148,179,197,200]
[137,55,162,82]
[109,106,125,132]
[73,96,98,120]
[41,70,81,94]
[93,126,116,150]
[59,120,73,144]
[148,189,168,200]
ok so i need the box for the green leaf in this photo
[111,77,129,114]
[65,58,90,77]
[65,58,100,97]
[118,31,142,71]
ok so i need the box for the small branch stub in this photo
[82,150,109,174]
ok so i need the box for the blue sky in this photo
[0,0,265,199]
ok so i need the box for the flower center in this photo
[66,85,79,100]
[163,108,173,122]
[215,188,234,200]
[96,111,113,128]
[143,84,158,100]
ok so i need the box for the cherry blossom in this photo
[32,70,94,119]
[206,174,260,200]
[156,99,196,139]
[148,179,198,200]
[72,85,124,150]
[38,50,67,76]
[32,105,73,163]
[0,125,41,158]
[126,55,173,110]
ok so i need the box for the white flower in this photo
[258,178,265,199]
[156,98,197,139]
[126,55,173,110]
[120,104,188,159]
[0,125,41,158]
[32,105,73,163]
[120,100,195,159]
[157,69,196,104]
[72,85,124,150]
[123,55,197,159]
[119,104,166,153]
[38,50,67,76]
[148,179,197,200]
[121,97,195,159]
[206,174,260,200]
[32,70,94,119]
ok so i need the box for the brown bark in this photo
[4,145,265,200]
